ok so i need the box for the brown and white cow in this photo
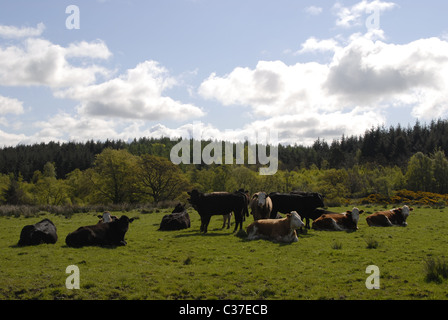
[250,192,273,221]
[366,205,413,227]
[246,211,305,243]
[312,208,364,231]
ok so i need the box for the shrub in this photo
[365,236,379,249]
[424,257,448,283]
[331,241,343,250]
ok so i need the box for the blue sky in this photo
[1,0,448,146]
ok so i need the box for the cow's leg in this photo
[306,217,311,229]
[233,210,243,232]
[200,216,205,232]
[202,216,211,233]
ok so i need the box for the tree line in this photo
[1,119,448,206]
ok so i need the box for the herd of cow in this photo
[16,189,413,247]
[185,189,413,243]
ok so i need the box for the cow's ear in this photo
[346,211,352,214]
[129,218,135,223]
[359,210,364,214]
[97,215,102,219]
[409,207,414,211]
[187,191,191,195]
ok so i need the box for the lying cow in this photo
[18,218,58,246]
[312,208,364,231]
[250,192,273,221]
[97,211,118,223]
[65,215,134,248]
[366,205,413,227]
[246,211,305,243]
[269,192,325,229]
[159,203,191,231]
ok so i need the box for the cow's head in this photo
[347,207,364,225]
[114,215,135,232]
[257,192,267,207]
[172,203,185,213]
[288,211,305,229]
[401,205,413,219]
[392,205,413,226]
[311,193,325,208]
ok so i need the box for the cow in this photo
[97,211,118,223]
[249,192,273,221]
[246,211,305,243]
[366,205,413,227]
[159,203,191,231]
[312,208,364,231]
[187,189,248,233]
[65,215,134,248]
[269,192,325,229]
[18,218,58,246]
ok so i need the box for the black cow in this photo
[18,218,58,246]
[187,189,248,233]
[159,203,191,231]
[65,215,134,248]
[269,192,325,229]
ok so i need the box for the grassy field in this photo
[0,205,447,300]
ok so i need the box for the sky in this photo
[0,0,448,147]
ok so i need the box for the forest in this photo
[1,119,448,208]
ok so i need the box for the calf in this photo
[366,205,413,227]
[222,213,232,229]
[312,208,364,231]
[66,215,134,248]
[246,211,305,243]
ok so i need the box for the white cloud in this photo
[0,95,24,115]
[56,60,205,121]
[0,38,111,88]
[305,6,323,16]
[297,37,341,54]
[333,0,397,28]
[0,23,45,39]
[199,32,448,144]
[65,40,112,60]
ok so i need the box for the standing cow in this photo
[250,192,273,221]
[187,189,248,233]
[269,192,325,229]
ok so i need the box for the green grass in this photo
[1,206,448,300]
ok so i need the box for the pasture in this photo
[0,206,447,300]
